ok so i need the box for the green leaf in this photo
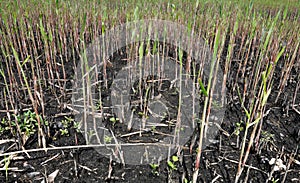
[167,160,177,170]
[109,117,119,123]
[262,88,271,106]
[150,163,159,170]
[243,107,250,120]
[198,78,208,97]
[274,46,286,65]
[172,155,179,162]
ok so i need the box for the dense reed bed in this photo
[0,0,299,182]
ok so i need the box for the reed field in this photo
[0,0,299,182]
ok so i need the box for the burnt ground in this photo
[0,42,299,183]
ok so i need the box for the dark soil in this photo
[0,40,299,183]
